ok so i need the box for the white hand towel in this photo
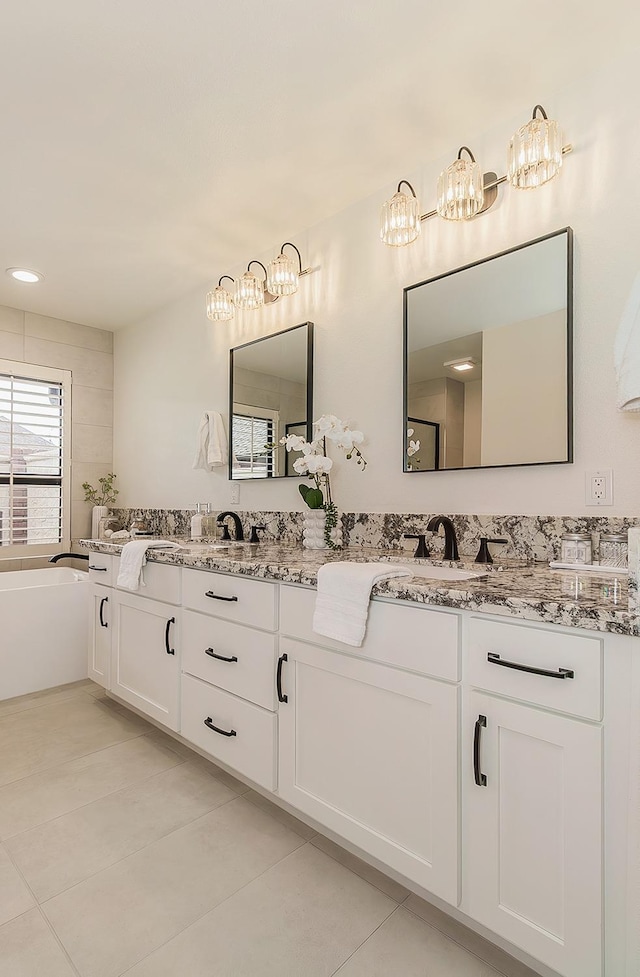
[193,411,228,470]
[614,273,640,411]
[116,540,182,592]
[313,562,413,648]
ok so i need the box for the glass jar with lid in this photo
[561,533,592,565]
[599,532,628,568]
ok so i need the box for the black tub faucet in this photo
[217,511,244,542]
[426,516,460,562]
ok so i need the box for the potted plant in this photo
[82,473,119,539]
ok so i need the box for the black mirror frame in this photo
[402,227,573,474]
[228,321,314,480]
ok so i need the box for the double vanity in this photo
[81,536,638,977]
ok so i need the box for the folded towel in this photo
[312,562,413,647]
[116,540,182,592]
[614,273,640,411]
[193,411,228,470]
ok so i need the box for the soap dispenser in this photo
[202,503,218,539]
[190,504,204,540]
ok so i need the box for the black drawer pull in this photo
[165,617,175,655]
[487,652,574,680]
[474,714,487,787]
[205,591,238,603]
[205,647,238,663]
[204,716,236,737]
[277,652,288,703]
[89,565,108,572]
[99,595,109,628]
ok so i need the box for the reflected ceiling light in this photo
[380,180,421,246]
[206,276,235,321]
[508,104,564,189]
[6,267,43,283]
[443,357,477,372]
[437,147,484,221]
[267,242,302,296]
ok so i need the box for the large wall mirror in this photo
[229,322,313,479]
[403,228,573,472]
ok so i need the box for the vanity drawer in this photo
[182,568,277,632]
[181,673,277,790]
[182,610,278,710]
[113,558,181,605]
[468,617,603,720]
[280,584,460,682]
[87,553,113,584]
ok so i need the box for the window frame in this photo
[0,359,71,559]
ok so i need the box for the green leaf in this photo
[305,488,324,509]
[298,484,310,502]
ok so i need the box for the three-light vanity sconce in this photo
[380,104,572,246]
[206,242,312,322]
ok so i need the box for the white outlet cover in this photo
[585,469,613,506]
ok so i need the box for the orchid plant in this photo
[280,415,367,548]
[406,428,421,470]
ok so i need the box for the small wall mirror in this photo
[229,322,313,479]
[403,228,573,472]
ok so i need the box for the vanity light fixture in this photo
[6,267,43,283]
[437,147,484,221]
[266,242,304,296]
[380,102,572,246]
[443,356,477,372]
[206,276,235,321]
[206,241,313,321]
[235,261,267,311]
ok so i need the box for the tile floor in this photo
[0,680,540,977]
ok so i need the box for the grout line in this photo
[329,903,400,976]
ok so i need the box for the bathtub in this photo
[0,566,89,701]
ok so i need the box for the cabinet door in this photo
[464,690,602,977]
[112,592,180,730]
[278,638,459,905]
[88,585,112,689]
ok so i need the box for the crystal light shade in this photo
[266,252,299,296]
[206,284,234,321]
[437,149,484,221]
[380,183,421,246]
[234,271,264,310]
[508,106,563,189]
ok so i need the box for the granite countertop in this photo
[79,538,635,636]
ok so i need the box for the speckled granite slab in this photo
[80,538,634,636]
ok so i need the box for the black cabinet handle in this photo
[205,647,238,663]
[204,716,236,737]
[89,565,108,572]
[277,652,288,703]
[165,617,175,655]
[205,591,238,603]
[99,596,108,628]
[474,715,487,786]
[487,652,574,680]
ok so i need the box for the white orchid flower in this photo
[407,439,420,457]
[407,428,414,438]
[280,434,307,452]
[292,456,309,475]
[314,415,344,439]
[335,429,364,453]
[305,454,333,474]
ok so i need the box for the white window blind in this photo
[0,364,69,550]
[231,412,275,479]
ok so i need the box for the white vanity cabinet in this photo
[88,584,112,688]
[277,586,461,906]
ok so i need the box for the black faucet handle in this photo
[403,533,430,559]
[249,525,266,544]
[475,537,508,564]
[219,523,232,541]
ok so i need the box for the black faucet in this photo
[426,515,460,562]
[403,534,430,559]
[217,511,244,542]
[49,552,89,563]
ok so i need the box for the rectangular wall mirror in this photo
[229,322,313,479]
[403,228,573,472]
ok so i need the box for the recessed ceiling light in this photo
[6,268,43,283]
[443,356,477,372]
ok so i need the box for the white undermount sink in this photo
[390,564,488,582]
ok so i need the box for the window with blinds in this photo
[231,413,274,479]
[0,363,70,551]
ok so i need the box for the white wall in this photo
[114,50,640,517]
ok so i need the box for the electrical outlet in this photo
[230,483,240,505]
[585,470,613,506]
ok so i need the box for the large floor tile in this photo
[0,908,77,976]
[43,795,306,977]
[335,906,502,977]
[0,733,184,839]
[145,728,253,793]
[7,759,239,901]
[124,842,396,977]
[0,846,35,925]
[310,833,410,902]
[243,788,318,840]
[0,681,94,719]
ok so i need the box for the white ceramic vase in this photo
[302,509,342,549]
[91,505,109,540]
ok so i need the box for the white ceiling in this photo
[0,1,638,331]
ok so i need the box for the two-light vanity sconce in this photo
[380,104,572,246]
[206,242,312,322]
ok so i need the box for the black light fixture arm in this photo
[218,275,235,287]
[532,104,548,120]
[397,179,417,197]
[457,145,476,162]
[279,241,303,273]
[247,259,268,280]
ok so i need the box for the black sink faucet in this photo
[217,511,244,542]
[426,515,460,562]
